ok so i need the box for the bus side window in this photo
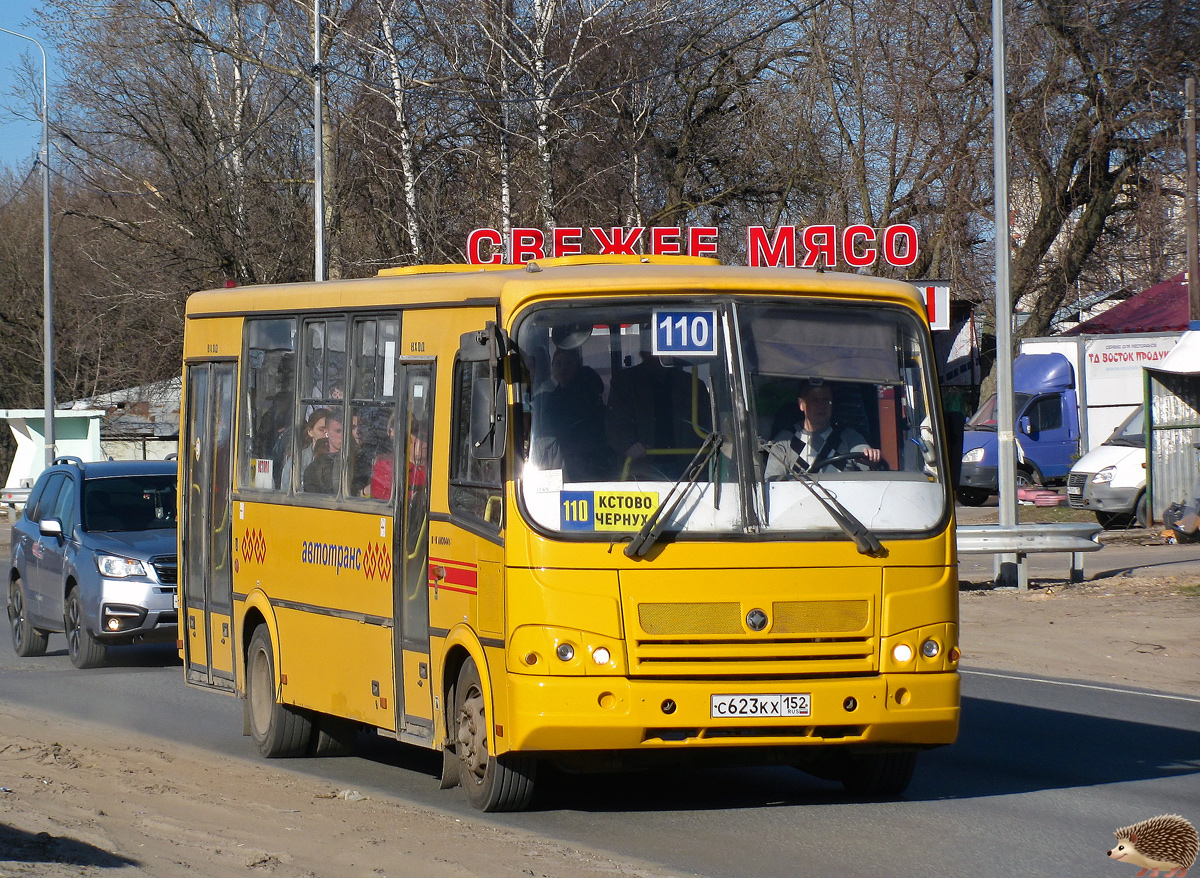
[449,358,503,529]
[241,318,296,492]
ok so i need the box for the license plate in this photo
[1066,486,1081,495]
[711,693,811,718]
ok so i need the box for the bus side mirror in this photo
[458,323,510,461]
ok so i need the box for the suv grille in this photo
[152,556,178,585]
[1066,472,1088,508]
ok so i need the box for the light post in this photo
[990,0,1020,587]
[0,26,55,467]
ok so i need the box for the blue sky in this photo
[0,0,57,171]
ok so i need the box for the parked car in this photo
[1065,406,1147,529]
[7,457,178,668]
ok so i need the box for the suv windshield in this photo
[516,298,946,539]
[82,475,177,533]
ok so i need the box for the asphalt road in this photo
[3,515,1198,876]
[0,635,1196,878]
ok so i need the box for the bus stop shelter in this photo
[0,408,105,511]
[1146,330,1200,523]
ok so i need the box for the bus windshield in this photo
[516,298,946,538]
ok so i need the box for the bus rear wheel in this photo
[246,626,312,757]
[453,657,536,811]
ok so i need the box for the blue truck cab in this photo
[957,353,1080,506]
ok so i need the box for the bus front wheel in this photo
[840,749,918,798]
[453,657,536,811]
[246,626,313,758]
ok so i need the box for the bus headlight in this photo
[509,625,625,676]
[921,638,940,658]
[892,643,914,663]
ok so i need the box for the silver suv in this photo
[7,457,178,668]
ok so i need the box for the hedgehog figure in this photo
[1107,814,1198,877]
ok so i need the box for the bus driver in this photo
[765,380,881,477]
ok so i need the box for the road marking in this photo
[961,669,1200,704]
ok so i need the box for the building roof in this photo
[1064,272,1188,335]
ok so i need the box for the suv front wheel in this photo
[65,587,107,669]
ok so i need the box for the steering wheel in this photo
[792,451,888,476]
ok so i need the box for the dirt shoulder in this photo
[959,573,1200,696]
[0,703,683,878]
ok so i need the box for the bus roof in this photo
[184,256,925,319]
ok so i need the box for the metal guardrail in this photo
[956,522,1104,587]
[956,522,1104,555]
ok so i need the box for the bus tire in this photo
[453,657,536,811]
[308,714,359,757]
[840,749,918,798]
[9,578,49,657]
[246,626,312,758]
[65,587,107,669]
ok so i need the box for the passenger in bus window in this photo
[281,408,330,490]
[303,412,344,494]
[605,341,712,480]
[370,413,397,499]
[764,381,881,478]
[531,346,611,481]
[351,408,390,496]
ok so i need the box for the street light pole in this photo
[990,0,1021,587]
[313,0,325,282]
[0,27,55,468]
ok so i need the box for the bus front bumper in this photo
[501,672,959,753]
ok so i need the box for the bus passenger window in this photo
[241,318,296,492]
[348,316,398,499]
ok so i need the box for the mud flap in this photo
[439,747,460,789]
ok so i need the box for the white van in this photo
[1065,406,1146,528]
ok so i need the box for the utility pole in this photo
[0,27,55,467]
[991,0,1020,587]
[313,0,326,282]
[1187,78,1198,326]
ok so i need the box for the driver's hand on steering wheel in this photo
[861,447,882,466]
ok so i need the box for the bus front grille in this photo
[639,600,868,635]
[631,599,875,676]
[629,637,876,676]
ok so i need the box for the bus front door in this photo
[181,361,237,690]
[393,363,435,743]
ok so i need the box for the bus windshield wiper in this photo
[767,443,886,557]
[624,431,723,559]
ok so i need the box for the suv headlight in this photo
[962,447,985,463]
[1090,466,1116,485]
[96,555,148,578]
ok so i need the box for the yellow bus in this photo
[179,255,959,811]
